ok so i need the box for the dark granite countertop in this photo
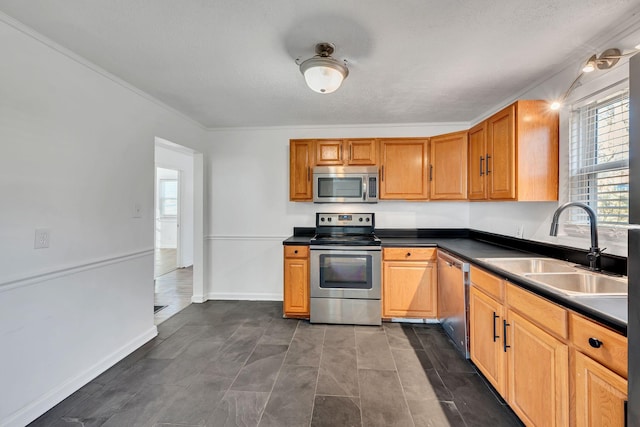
[283,229,627,334]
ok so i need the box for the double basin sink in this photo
[477,257,627,297]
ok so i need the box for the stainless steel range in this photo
[309,213,382,326]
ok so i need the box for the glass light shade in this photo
[300,57,348,94]
[582,55,597,73]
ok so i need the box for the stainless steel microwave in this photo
[313,166,379,203]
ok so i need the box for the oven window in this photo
[319,254,372,289]
[317,178,363,198]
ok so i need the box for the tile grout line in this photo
[256,319,301,427]
[385,324,417,427]
[354,327,364,427]
[307,324,326,427]
[412,325,471,427]
[206,319,270,425]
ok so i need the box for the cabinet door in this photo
[315,139,344,165]
[469,287,506,396]
[346,139,377,165]
[487,105,516,200]
[380,139,429,200]
[574,350,627,427]
[430,131,468,200]
[506,309,569,427]
[289,140,314,201]
[283,257,309,317]
[382,261,437,318]
[468,122,487,200]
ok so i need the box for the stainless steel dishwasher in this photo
[437,250,470,358]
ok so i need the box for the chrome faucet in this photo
[549,202,603,271]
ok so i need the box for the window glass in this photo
[160,179,178,217]
[568,89,629,226]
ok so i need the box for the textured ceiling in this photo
[1,0,640,128]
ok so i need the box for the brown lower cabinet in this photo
[382,248,437,318]
[283,245,309,317]
[469,265,627,427]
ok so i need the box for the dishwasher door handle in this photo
[437,252,469,272]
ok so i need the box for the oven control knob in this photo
[366,218,370,222]
[320,218,325,222]
[359,218,363,222]
[328,218,332,222]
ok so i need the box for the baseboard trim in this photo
[1,326,158,427]
[206,292,282,301]
[0,249,154,292]
[191,294,207,303]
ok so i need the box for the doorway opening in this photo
[154,138,203,324]
[155,167,180,277]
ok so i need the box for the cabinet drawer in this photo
[570,313,627,378]
[383,247,436,261]
[470,266,504,301]
[284,245,309,258]
[506,284,568,339]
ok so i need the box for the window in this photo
[568,88,629,227]
[159,179,178,217]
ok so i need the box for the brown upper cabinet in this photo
[289,139,314,201]
[379,138,430,200]
[468,100,559,201]
[430,131,468,200]
[315,139,377,166]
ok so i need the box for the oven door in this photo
[310,246,381,300]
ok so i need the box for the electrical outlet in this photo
[34,229,50,249]
[516,225,524,239]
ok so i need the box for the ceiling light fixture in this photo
[297,43,349,94]
[582,55,597,73]
[550,47,628,110]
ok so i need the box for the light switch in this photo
[133,203,142,218]
[34,229,50,249]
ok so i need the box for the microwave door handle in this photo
[362,179,367,201]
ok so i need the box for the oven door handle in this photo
[310,245,382,251]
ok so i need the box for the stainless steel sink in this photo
[478,257,578,274]
[477,257,627,297]
[524,273,627,296]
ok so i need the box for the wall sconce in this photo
[296,43,349,94]
[550,48,628,110]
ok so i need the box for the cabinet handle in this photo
[406,252,411,257]
[493,312,499,342]
[503,320,510,352]
[307,166,310,181]
[588,337,603,348]
[294,250,298,254]
[381,165,385,181]
[486,154,491,174]
[480,156,484,176]
[429,165,433,181]
[350,145,353,161]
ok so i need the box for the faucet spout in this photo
[549,202,602,271]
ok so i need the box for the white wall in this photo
[0,17,206,427]
[206,123,469,300]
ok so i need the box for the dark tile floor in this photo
[29,301,523,427]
